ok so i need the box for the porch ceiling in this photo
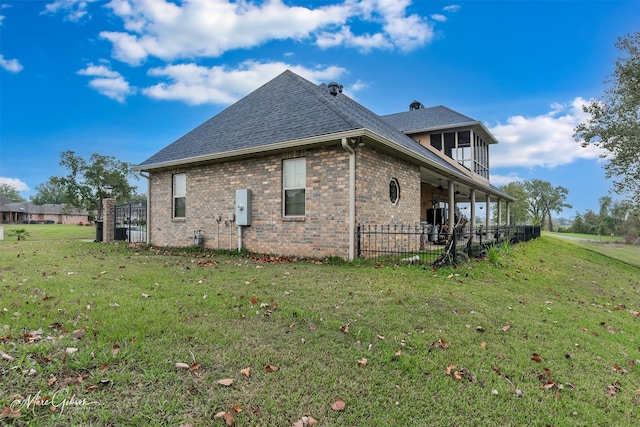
[419,167,499,203]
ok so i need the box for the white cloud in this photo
[430,14,447,22]
[443,4,461,13]
[102,0,352,65]
[489,172,523,186]
[43,0,98,21]
[0,177,30,192]
[77,63,134,102]
[489,97,607,169]
[143,61,347,105]
[100,0,436,65]
[0,54,23,73]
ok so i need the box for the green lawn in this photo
[1,223,96,241]
[1,236,640,426]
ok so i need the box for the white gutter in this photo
[139,171,150,245]
[341,137,356,261]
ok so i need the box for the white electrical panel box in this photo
[235,189,251,226]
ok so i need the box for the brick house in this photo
[0,196,89,225]
[134,70,513,259]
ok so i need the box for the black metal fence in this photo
[357,224,541,265]
[114,202,147,243]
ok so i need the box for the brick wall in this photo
[148,144,422,258]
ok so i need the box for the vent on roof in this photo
[410,100,424,111]
[328,82,343,96]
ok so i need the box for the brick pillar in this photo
[103,198,116,243]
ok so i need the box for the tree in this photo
[523,179,572,232]
[498,182,530,225]
[52,151,138,218]
[30,179,67,205]
[574,32,640,205]
[0,183,26,202]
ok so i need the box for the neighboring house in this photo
[0,196,89,224]
[134,70,513,259]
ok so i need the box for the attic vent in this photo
[410,100,424,111]
[328,82,343,96]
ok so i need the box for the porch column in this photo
[497,199,502,227]
[485,195,491,238]
[506,202,511,226]
[470,189,476,231]
[448,180,455,235]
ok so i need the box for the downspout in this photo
[341,138,355,261]
[139,171,150,245]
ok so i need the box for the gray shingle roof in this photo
[137,70,459,175]
[381,105,477,132]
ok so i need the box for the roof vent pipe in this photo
[328,82,343,96]
[410,100,424,111]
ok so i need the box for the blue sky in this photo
[1,0,638,218]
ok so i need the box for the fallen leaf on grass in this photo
[0,350,14,362]
[99,363,108,373]
[189,362,200,372]
[501,324,511,332]
[265,364,278,373]
[240,368,251,378]
[0,406,21,419]
[214,411,235,426]
[358,358,368,367]
[112,344,121,356]
[480,342,487,350]
[340,324,349,334]
[330,398,346,411]
[66,347,78,354]
[531,353,543,363]
[217,378,234,387]
[175,362,191,369]
[293,415,318,426]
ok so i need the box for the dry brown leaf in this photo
[501,324,511,332]
[250,296,259,304]
[340,324,349,334]
[231,405,242,413]
[175,362,191,369]
[189,362,201,372]
[265,364,278,373]
[0,350,14,362]
[241,368,251,378]
[330,397,346,411]
[47,376,57,387]
[112,344,121,356]
[480,342,487,350]
[453,371,464,380]
[73,328,86,339]
[445,363,456,375]
[0,406,21,419]
[217,378,234,387]
[531,353,542,363]
[358,358,368,367]
[99,363,108,373]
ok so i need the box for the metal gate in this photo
[114,202,147,243]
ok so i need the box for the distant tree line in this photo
[1,151,145,221]
[563,197,640,244]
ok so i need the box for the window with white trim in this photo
[283,158,306,216]
[173,173,186,218]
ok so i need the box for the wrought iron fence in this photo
[114,202,147,243]
[357,224,540,265]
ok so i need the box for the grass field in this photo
[1,224,96,241]
[1,229,640,426]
